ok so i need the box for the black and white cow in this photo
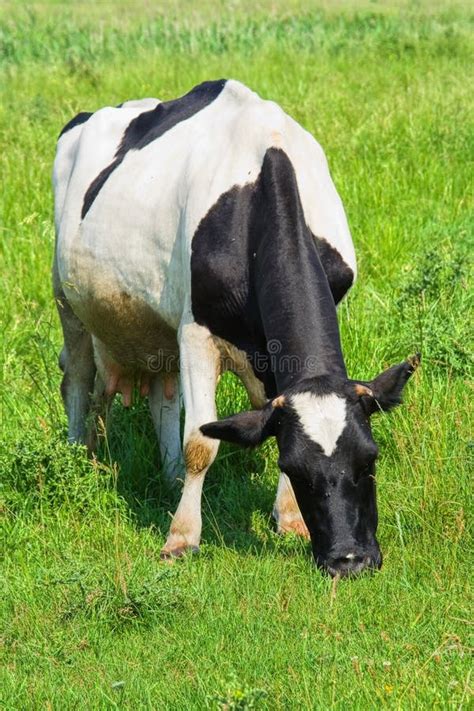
[53,79,419,577]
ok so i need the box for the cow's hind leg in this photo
[161,320,220,559]
[273,472,309,539]
[149,373,183,485]
[54,267,95,444]
[85,371,115,453]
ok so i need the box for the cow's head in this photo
[201,355,420,577]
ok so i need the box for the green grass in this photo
[1,1,473,708]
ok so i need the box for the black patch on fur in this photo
[81,79,227,219]
[58,112,92,139]
[314,235,354,304]
[191,147,347,396]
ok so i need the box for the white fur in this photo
[291,392,347,456]
[161,320,220,553]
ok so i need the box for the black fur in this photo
[81,79,227,219]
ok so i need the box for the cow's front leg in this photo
[273,472,309,539]
[161,321,220,559]
[149,373,183,486]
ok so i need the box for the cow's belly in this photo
[74,288,179,373]
[59,242,180,375]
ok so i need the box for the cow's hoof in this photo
[160,545,200,562]
[277,519,310,539]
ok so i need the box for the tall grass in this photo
[1,9,471,66]
[1,2,472,708]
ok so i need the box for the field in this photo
[1,1,473,708]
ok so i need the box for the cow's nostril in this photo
[325,553,370,578]
[315,547,382,578]
[333,555,365,568]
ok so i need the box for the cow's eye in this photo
[355,461,375,484]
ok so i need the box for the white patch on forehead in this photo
[291,392,347,456]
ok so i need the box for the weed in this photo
[395,230,473,376]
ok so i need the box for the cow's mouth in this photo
[315,550,382,578]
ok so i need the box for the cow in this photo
[53,79,419,577]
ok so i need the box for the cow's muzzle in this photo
[316,548,382,578]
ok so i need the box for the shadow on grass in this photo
[100,398,307,559]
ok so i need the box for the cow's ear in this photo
[354,354,420,414]
[200,401,280,448]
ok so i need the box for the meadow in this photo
[1,1,473,708]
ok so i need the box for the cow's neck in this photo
[252,148,347,392]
